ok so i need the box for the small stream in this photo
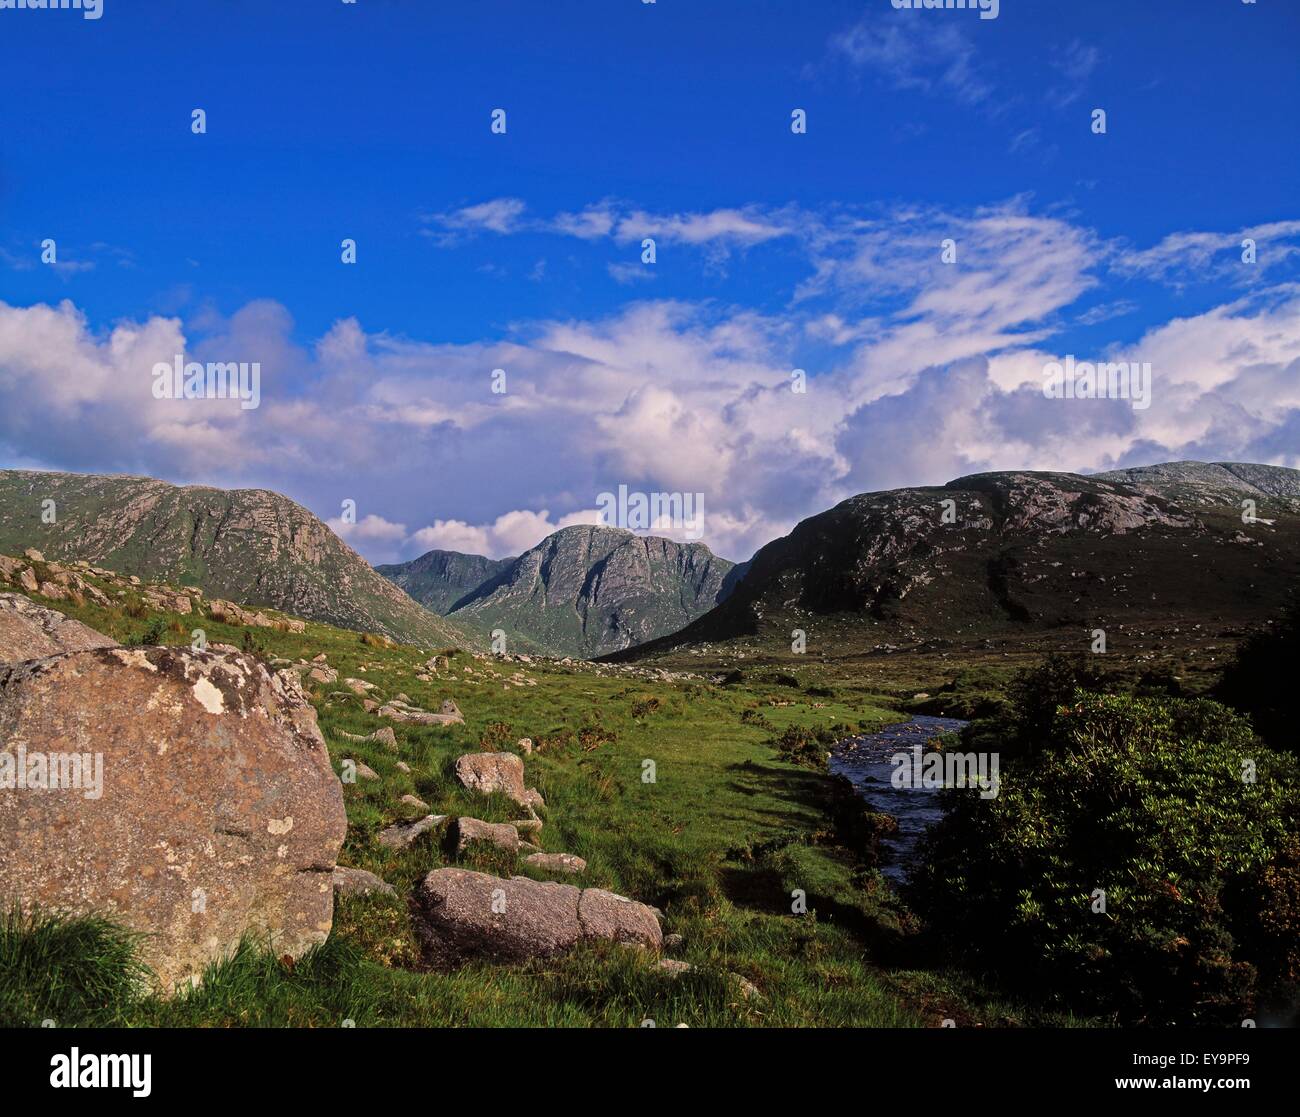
[828,715,970,883]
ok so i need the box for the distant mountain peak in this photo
[380,526,736,658]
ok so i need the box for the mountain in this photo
[383,525,736,658]
[0,470,470,649]
[609,462,1300,660]
[376,549,515,614]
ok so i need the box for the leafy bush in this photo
[126,617,168,647]
[910,691,1300,1023]
[770,724,851,769]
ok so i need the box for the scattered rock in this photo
[400,793,430,810]
[379,703,462,726]
[454,752,528,805]
[22,548,44,563]
[413,869,662,965]
[395,761,411,774]
[354,762,379,781]
[663,933,684,949]
[657,958,692,976]
[376,814,447,850]
[523,852,586,875]
[454,816,521,854]
[517,737,533,755]
[333,866,396,897]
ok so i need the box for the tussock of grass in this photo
[0,909,152,1027]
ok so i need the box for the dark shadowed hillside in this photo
[610,462,1300,661]
[377,549,515,614]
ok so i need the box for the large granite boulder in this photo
[0,593,116,664]
[0,645,347,993]
[413,868,662,965]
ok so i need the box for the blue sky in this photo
[2,0,1299,562]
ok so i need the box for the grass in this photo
[1,574,1093,1027]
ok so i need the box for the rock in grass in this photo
[400,793,430,810]
[454,816,521,854]
[454,751,527,805]
[379,703,462,726]
[0,645,347,993]
[523,851,586,875]
[377,814,447,850]
[0,592,116,664]
[413,868,662,965]
[333,866,396,897]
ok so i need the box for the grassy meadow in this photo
[0,574,1091,1027]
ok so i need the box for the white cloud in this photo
[421,197,528,243]
[830,16,994,107]
[3,202,1300,571]
[411,508,602,559]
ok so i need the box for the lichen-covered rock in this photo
[0,645,347,993]
[523,852,586,875]
[376,813,447,850]
[413,868,662,965]
[454,752,527,805]
[454,816,521,854]
[332,866,395,897]
[0,593,117,664]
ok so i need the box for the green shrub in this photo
[910,692,1300,1024]
[771,724,842,769]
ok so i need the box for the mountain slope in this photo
[0,470,471,649]
[610,462,1300,660]
[376,549,515,614]
[425,525,735,658]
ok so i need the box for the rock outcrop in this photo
[0,593,117,664]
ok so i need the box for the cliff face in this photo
[0,470,470,649]
[432,525,736,658]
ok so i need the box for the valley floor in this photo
[1,577,1120,1027]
